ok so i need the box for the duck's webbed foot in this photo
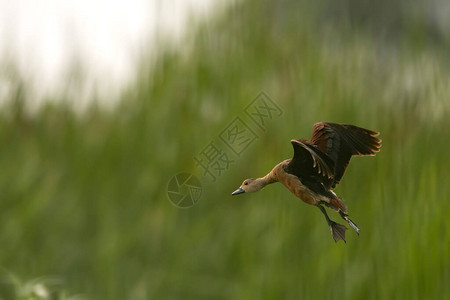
[317,205,347,243]
[339,211,360,235]
[329,221,348,243]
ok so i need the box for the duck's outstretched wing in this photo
[285,139,335,182]
[309,122,382,188]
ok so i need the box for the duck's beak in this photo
[232,187,245,195]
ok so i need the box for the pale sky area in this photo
[0,0,231,107]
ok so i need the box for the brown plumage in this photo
[232,122,381,243]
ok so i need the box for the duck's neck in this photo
[256,170,278,189]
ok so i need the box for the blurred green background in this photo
[0,0,449,299]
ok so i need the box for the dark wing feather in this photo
[285,139,335,182]
[309,122,382,187]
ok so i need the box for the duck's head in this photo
[232,178,264,195]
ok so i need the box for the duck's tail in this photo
[327,196,347,213]
[325,196,360,235]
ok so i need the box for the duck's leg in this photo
[317,205,347,243]
[339,210,360,235]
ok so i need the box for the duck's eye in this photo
[244,182,248,185]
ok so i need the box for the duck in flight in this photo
[232,122,381,243]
